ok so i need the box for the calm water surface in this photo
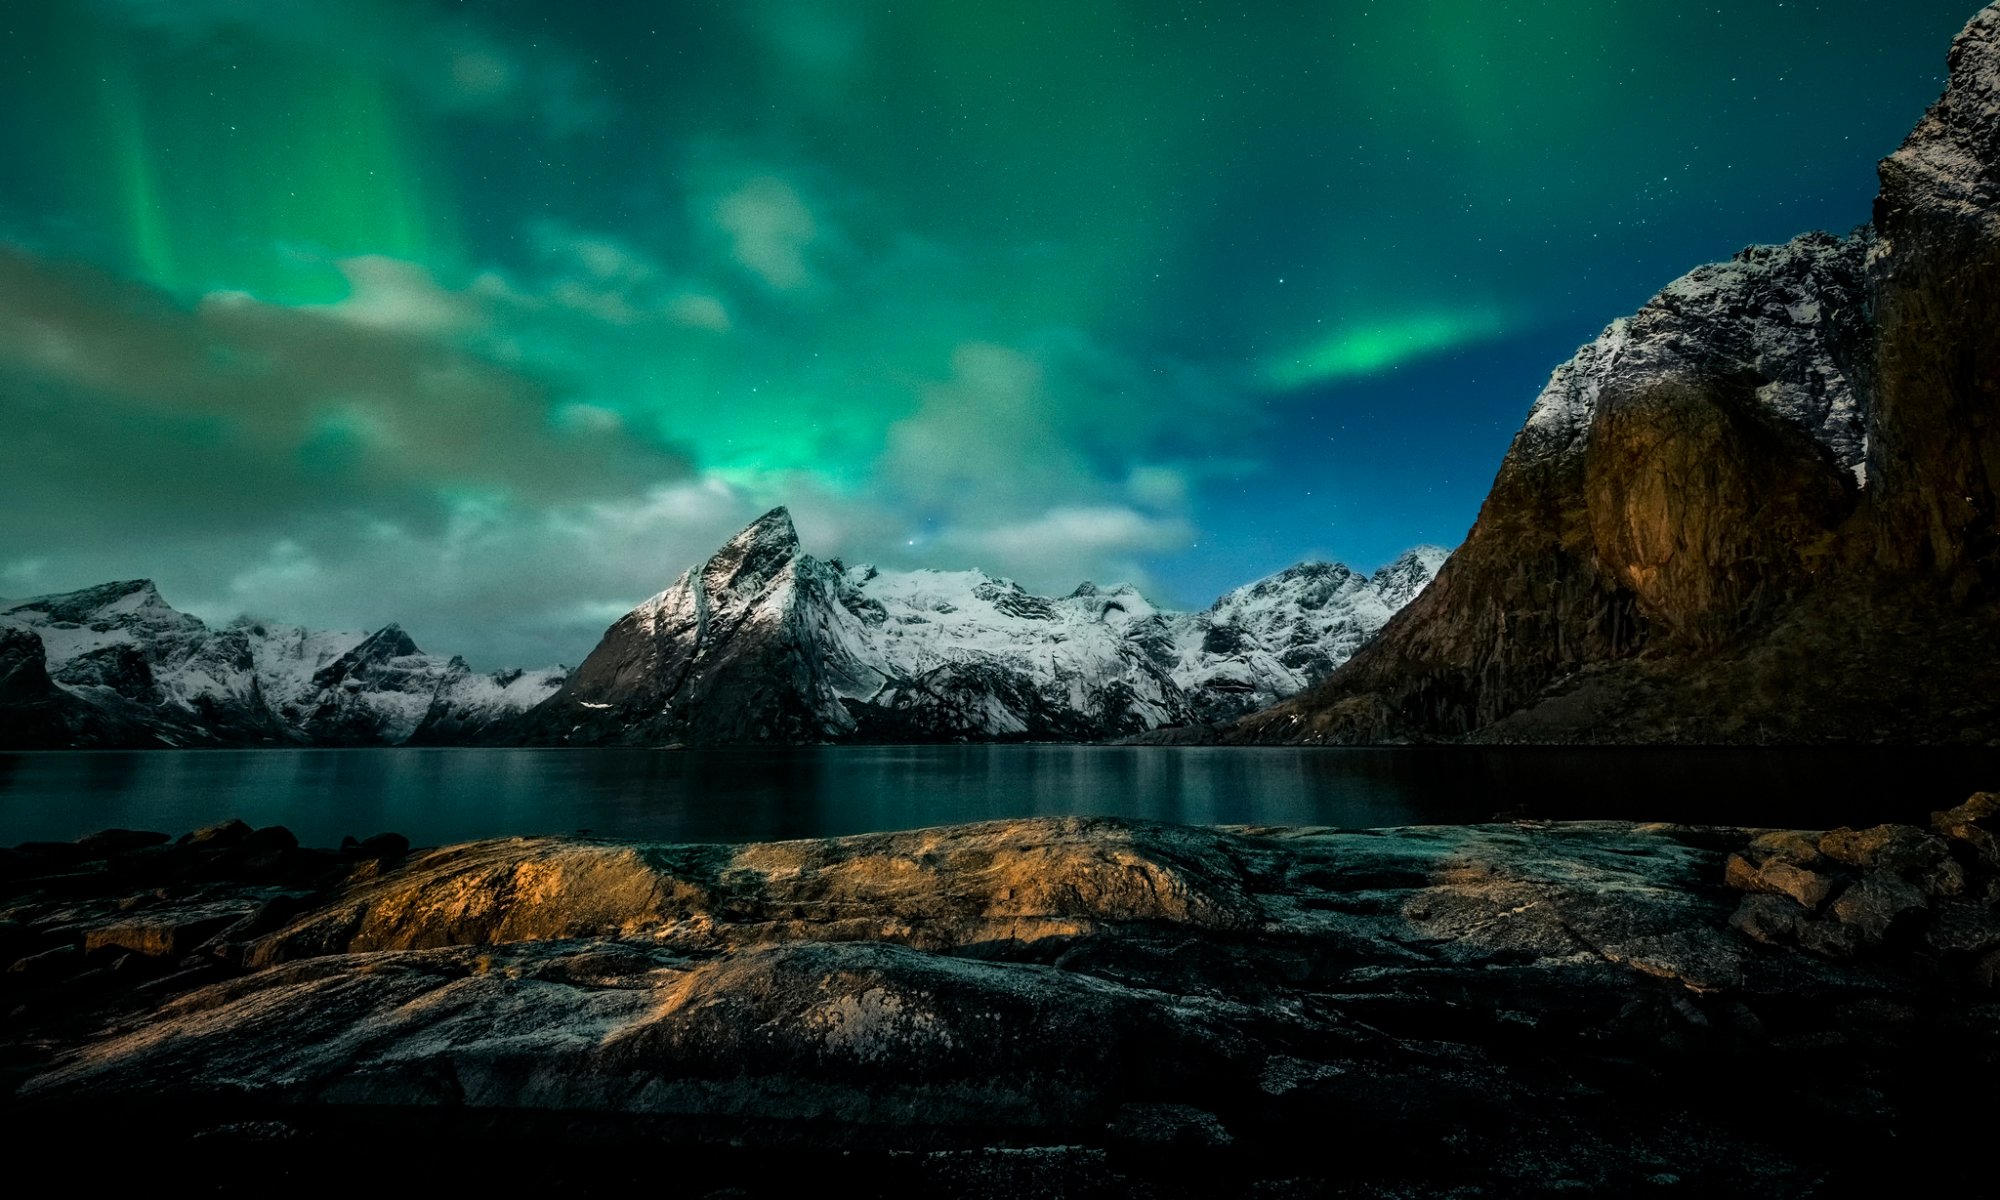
[1,745,1996,847]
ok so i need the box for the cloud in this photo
[187,478,782,668]
[667,293,732,333]
[939,506,1195,593]
[509,223,732,331]
[880,343,1089,513]
[708,176,820,291]
[1262,306,1511,389]
[0,245,695,648]
[0,133,1268,662]
[304,256,484,335]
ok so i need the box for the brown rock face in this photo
[1223,4,2000,745]
[1230,233,1870,743]
[1870,6,2000,582]
[1584,373,1856,643]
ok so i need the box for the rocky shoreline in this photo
[4,804,1998,1195]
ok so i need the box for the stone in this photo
[242,826,299,854]
[1730,892,1807,945]
[356,832,409,860]
[74,829,170,858]
[1932,793,2000,868]
[1725,853,1834,909]
[1828,874,1929,947]
[82,907,258,960]
[180,820,253,849]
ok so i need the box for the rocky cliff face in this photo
[1869,5,2000,583]
[0,582,563,748]
[1226,3,2000,746]
[508,509,1442,745]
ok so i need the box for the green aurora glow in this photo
[0,0,1981,665]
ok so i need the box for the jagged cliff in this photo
[1226,4,2000,746]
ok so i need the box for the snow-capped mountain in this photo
[1167,548,1451,722]
[0,581,564,747]
[509,508,1444,745]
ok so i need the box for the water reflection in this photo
[0,745,1993,847]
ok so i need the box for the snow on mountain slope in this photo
[0,581,275,743]
[1165,547,1450,722]
[234,619,367,718]
[0,581,562,746]
[1521,231,1872,481]
[519,508,1445,745]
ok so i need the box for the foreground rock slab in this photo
[4,810,1998,1196]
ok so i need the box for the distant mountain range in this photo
[0,522,1443,748]
[500,507,1443,745]
[0,582,564,749]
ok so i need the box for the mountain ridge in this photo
[1204,2,2000,747]
[500,506,1445,745]
[0,521,1441,748]
[0,582,566,749]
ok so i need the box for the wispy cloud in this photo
[707,176,821,291]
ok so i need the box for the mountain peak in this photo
[355,624,421,659]
[729,507,798,550]
[701,506,803,597]
[1383,545,1451,573]
[4,578,173,624]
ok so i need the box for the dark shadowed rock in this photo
[75,829,170,858]
[181,820,253,849]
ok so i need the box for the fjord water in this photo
[1,746,1996,847]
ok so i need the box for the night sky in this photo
[0,1,1980,668]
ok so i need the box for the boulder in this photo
[180,820,253,849]
[1817,825,1964,897]
[1828,874,1930,946]
[1932,793,2000,868]
[242,826,299,854]
[74,829,170,858]
[1730,892,1808,945]
[1725,853,1834,909]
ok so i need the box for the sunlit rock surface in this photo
[4,807,1996,1194]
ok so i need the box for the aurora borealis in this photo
[0,1,1980,667]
